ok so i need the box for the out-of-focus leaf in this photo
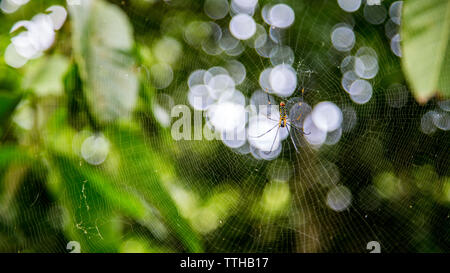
[49,130,203,252]
[44,108,202,252]
[69,0,138,123]
[0,146,31,168]
[63,64,95,130]
[401,0,450,103]
[0,92,21,123]
[62,154,148,219]
[43,108,144,252]
[22,55,70,96]
[104,125,203,252]
[50,155,123,252]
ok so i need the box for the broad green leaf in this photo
[104,125,203,252]
[57,154,148,220]
[50,128,203,252]
[401,0,450,103]
[50,155,123,252]
[44,109,144,252]
[0,146,31,168]
[22,55,70,96]
[69,0,138,123]
[44,108,202,252]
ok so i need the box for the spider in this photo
[250,87,311,153]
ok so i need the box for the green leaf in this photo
[401,0,450,103]
[50,156,123,252]
[22,54,70,96]
[54,154,147,218]
[45,108,202,252]
[69,0,138,123]
[0,91,21,123]
[49,125,203,252]
[104,125,203,252]
[0,146,31,169]
[43,109,143,252]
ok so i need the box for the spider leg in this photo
[287,121,311,135]
[287,125,299,153]
[266,116,279,123]
[296,110,303,121]
[249,123,279,138]
[267,126,280,154]
[262,89,284,123]
[264,89,271,105]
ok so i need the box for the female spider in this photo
[250,88,311,154]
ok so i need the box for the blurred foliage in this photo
[401,0,450,102]
[0,0,449,253]
[70,0,139,123]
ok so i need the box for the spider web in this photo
[132,0,448,252]
[1,0,449,253]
